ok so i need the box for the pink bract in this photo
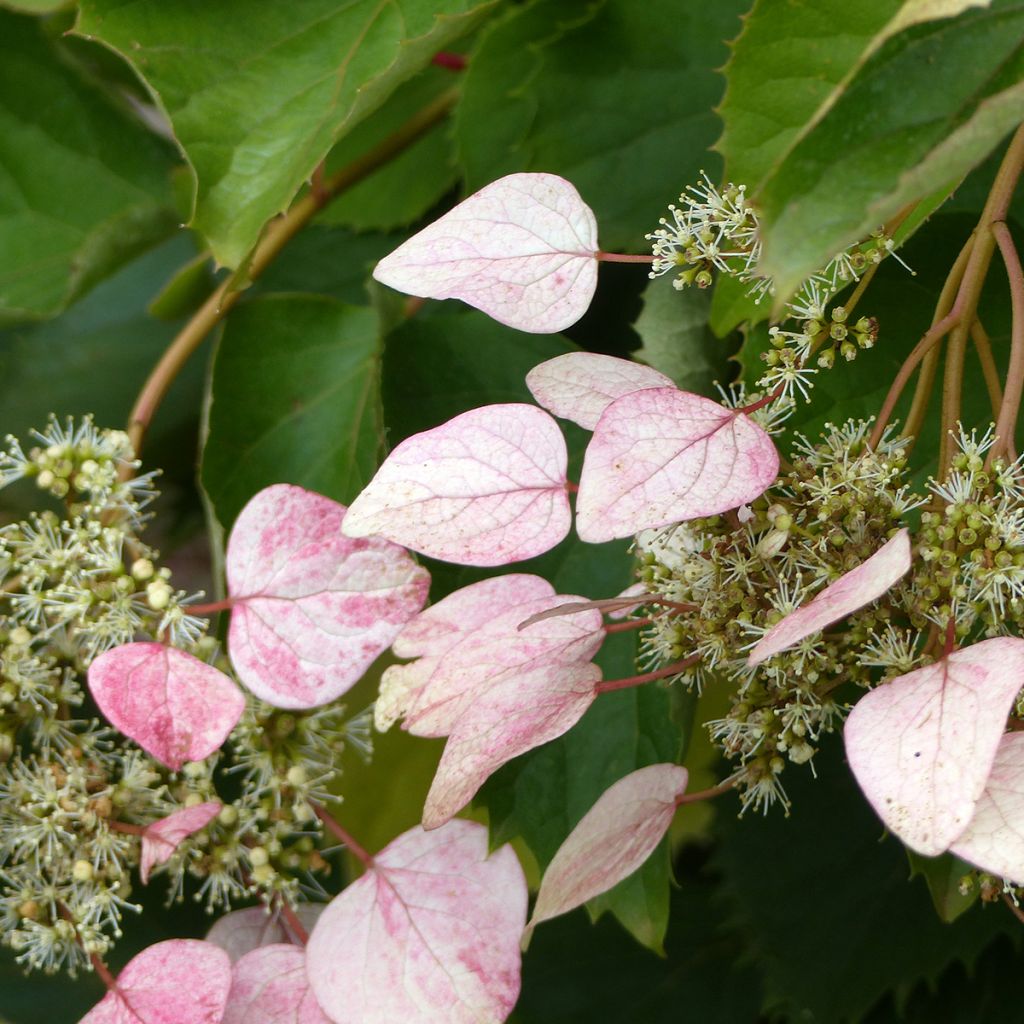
[140,801,221,884]
[422,660,602,830]
[528,763,689,934]
[748,529,912,665]
[526,352,674,430]
[206,906,324,964]
[342,404,572,566]
[225,484,429,709]
[951,732,1024,884]
[88,643,244,772]
[575,388,780,543]
[844,637,1024,856]
[372,172,599,333]
[78,939,231,1024]
[305,821,527,1024]
[222,945,330,1024]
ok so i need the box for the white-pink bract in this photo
[950,732,1024,883]
[342,404,572,566]
[527,763,689,934]
[526,352,674,430]
[575,388,780,543]
[222,945,330,1024]
[225,484,429,709]
[372,172,599,333]
[375,574,556,732]
[140,801,221,884]
[78,939,231,1024]
[88,643,245,771]
[844,637,1024,856]
[206,905,324,964]
[421,659,602,830]
[748,529,912,666]
[305,820,527,1024]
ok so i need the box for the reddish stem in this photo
[1003,892,1024,925]
[675,777,736,807]
[943,617,957,657]
[432,50,467,71]
[739,383,785,415]
[603,617,653,633]
[565,480,579,494]
[59,903,118,989]
[595,251,655,264]
[185,597,236,616]
[278,900,309,945]
[312,803,374,868]
[595,655,699,694]
[107,820,145,836]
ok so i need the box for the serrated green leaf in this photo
[633,280,733,394]
[0,11,177,324]
[75,0,496,269]
[201,294,384,532]
[456,0,748,250]
[907,849,981,923]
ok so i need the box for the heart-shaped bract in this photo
[950,732,1024,883]
[342,404,571,566]
[748,529,912,665]
[845,637,1024,856]
[372,172,599,333]
[88,643,244,771]
[575,388,779,543]
[527,763,689,934]
[78,939,231,1024]
[526,352,674,430]
[140,802,221,884]
[225,484,429,709]
[206,905,324,964]
[222,945,330,1024]
[305,821,527,1024]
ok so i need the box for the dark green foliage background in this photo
[1,0,1023,1020]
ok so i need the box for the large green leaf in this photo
[75,0,496,269]
[0,11,176,325]
[456,0,748,250]
[201,294,384,533]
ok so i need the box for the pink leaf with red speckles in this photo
[845,637,1024,856]
[526,352,674,430]
[372,173,599,333]
[226,484,430,709]
[951,732,1024,883]
[88,644,244,772]
[381,585,603,738]
[222,945,329,1024]
[141,802,221,884]
[421,660,602,830]
[206,906,323,964]
[78,939,231,1024]
[306,820,527,1024]
[342,404,571,566]
[376,574,556,732]
[527,764,689,934]
[575,388,779,543]
[748,529,912,666]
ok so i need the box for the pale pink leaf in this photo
[748,529,912,665]
[951,732,1024,883]
[206,906,324,964]
[78,939,231,1024]
[528,764,689,933]
[372,172,599,333]
[306,820,527,1024]
[845,637,1024,855]
[88,643,244,772]
[393,591,603,738]
[223,945,330,1024]
[575,388,780,543]
[226,484,429,709]
[377,575,556,732]
[342,404,571,566]
[526,352,674,430]
[421,661,601,829]
[140,802,221,884]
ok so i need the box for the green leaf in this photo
[201,294,384,532]
[907,850,981,923]
[0,11,177,325]
[75,0,497,269]
[632,280,733,394]
[456,0,748,250]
